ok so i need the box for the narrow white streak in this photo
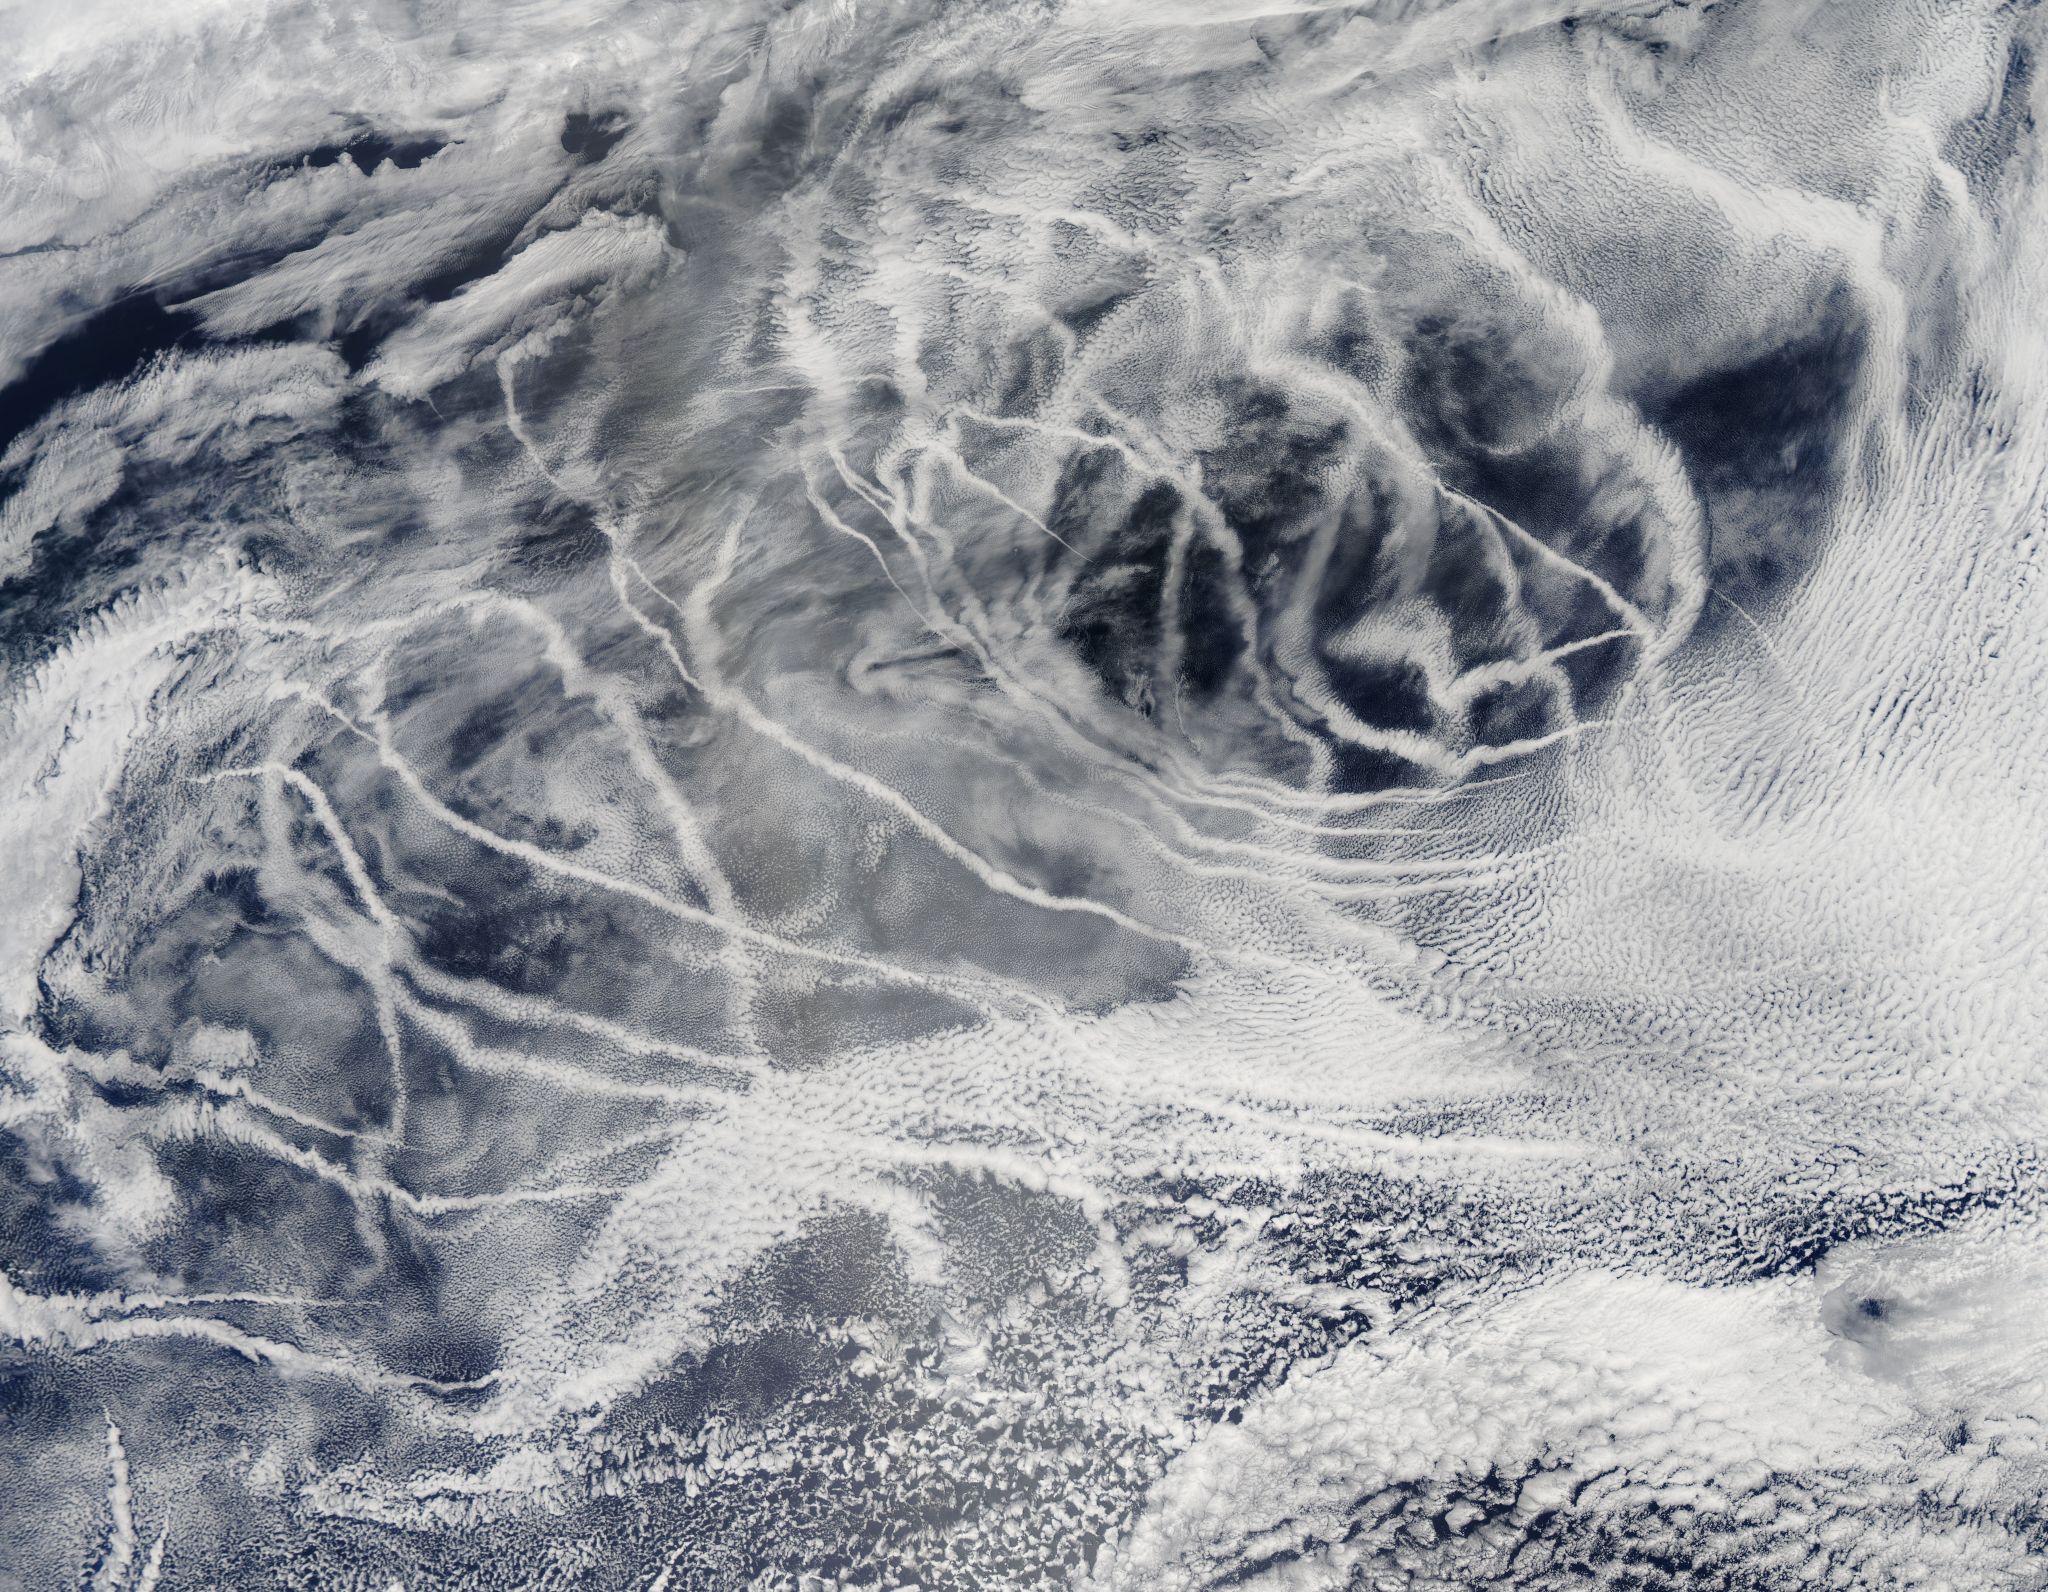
[644,1540,690,1592]
[1433,133,1720,647]
[527,1116,710,1185]
[73,1288,329,1319]
[189,1070,395,1147]
[622,553,696,631]
[1118,1079,1563,1168]
[1154,488,1199,734]
[250,594,507,646]
[496,358,748,932]
[827,442,910,526]
[1581,392,1714,654]
[608,551,704,692]
[824,411,1359,829]
[158,1086,640,1223]
[1158,761,1539,830]
[255,675,778,1077]
[859,704,1374,881]
[197,763,410,1142]
[469,356,765,1057]
[330,670,1074,1027]
[647,518,1245,881]
[1254,375,1517,739]
[278,500,1195,1070]
[407,1182,639,1217]
[1711,587,1812,706]
[905,183,1160,263]
[396,985,727,1110]
[1281,669,1467,780]
[813,442,1190,796]
[403,961,761,1079]
[798,462,946,634]
[197,764,396,929]
[824,444,974,643]
[1583,67,1912,493]
[880,428,1294,803]
[649,531,1517,862]
[952,405,1158,479]
[149,1094,416,1214]
[1446,483,1657,640]
[1456,717,1611,773]
[1160,490,1338,777]
[677,567,1401,988]
[994,751,1557,894]
[109,1046,625,1233]
[697,677,1203,956]
[131,1531,166,1592]
[0,1271,480,1396]
[1441,629,1636,710]
[356,687,897,976]
[87,1415,138,1592]
[494,344,581,497]
[898,409,1307,792]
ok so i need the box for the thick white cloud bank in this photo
[1,0,2045,1586]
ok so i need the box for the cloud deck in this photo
[1,0,2045,1587]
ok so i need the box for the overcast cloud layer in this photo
[2,0,2046,1587]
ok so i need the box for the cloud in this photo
[0,0,2044,1583]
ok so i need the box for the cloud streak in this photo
[1,0,2045,1585]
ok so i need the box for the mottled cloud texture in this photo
[2,0,2046,1586]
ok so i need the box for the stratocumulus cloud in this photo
[1,0,2045,1586]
